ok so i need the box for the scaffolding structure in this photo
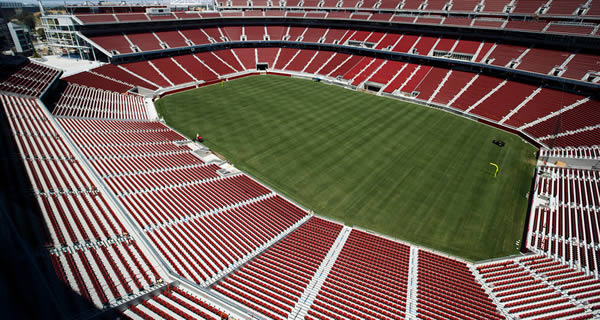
[40,14,98,61]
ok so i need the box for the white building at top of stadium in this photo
[39,0,217,59]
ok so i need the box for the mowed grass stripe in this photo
[156,75,537,261]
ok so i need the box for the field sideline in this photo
[155,75,537,261]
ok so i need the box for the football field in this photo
[155,75,537,261]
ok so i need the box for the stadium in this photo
[0,0,599,319]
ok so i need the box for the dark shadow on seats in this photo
[0,103,122,319]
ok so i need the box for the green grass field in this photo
[155,75,537,261]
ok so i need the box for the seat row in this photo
[215,217,342,319]
[417,250,503,320]
[77,143,192,161]
[306,229,409,320]
[0,60,60,97]
[87,64,160,92]
[146,195,309,284]
[89,26,599,84]
[216,0,595,16]
[123,286,229,320]
[535,166,600,208]
[530,165,600,275]
[526,96,598,133]
[539,128,600,148]
[120,174,273,228]
[477,255,598,319]
[51,240,161,308]
[59,118,173,133]
[540,146,600,160]
[90,152,206,177]
[66,128,187,147]
[62,71,134,94]
[104,163,222,194]
[531,206,600,246]
[53,83,149,120]
[75,3,600,28]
